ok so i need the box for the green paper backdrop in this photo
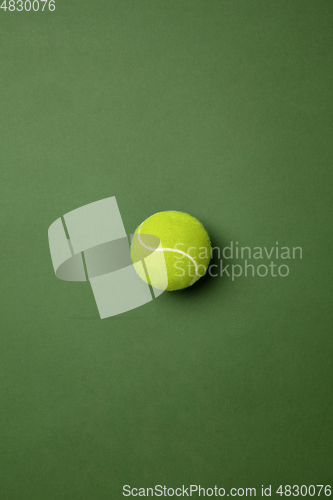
[0,1,332,498]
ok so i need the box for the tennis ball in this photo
[131,211,211,291]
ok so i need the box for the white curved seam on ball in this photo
[137,223,199,286]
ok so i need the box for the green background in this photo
[1,1,332,498]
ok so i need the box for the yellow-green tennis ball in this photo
[131,211,211,291]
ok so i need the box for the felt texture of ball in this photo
[131,211,211,291]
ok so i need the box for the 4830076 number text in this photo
[1,0,55,11]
